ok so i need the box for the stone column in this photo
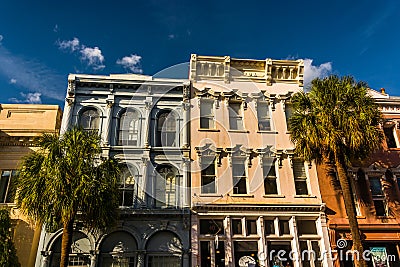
[224,216,233,267]
[290,216,301,267]
[139,159,149,208]
[257,216,268,267]
[137,251,145,267]
[181,159,190,208]
[103,98,114,146]
[317,211,334,267]
[143,97,152,148]
[60,97,75,135]
[89,250,99,267]
[40,251,51,267]
[181,101,190,149]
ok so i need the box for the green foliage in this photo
[16,126,121,232]
[289,75,383,163]
[0,209,20,267]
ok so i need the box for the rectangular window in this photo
[285,104,293,131]
[297,220,317,235]
[0,170,18,203]
[229,102,244,130]
[278,220,290,236]
[383,122,398,148]
[293,160,309,195]
[369,176,387,216]
[263,162,278,195]
[201,241,225,267]
[200,100,215,129]
[264,220,275,235]
[232,162,247,194]
[246,220,257,235]
[300,240,322,267]
[232,219,242,235]
[257,101,271,131]
[200,219,224,235]
[200,241,211,267]
[201,158,216,194]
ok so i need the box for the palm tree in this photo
[0,209,20,267]
[289,75,383,267]
[16,127,121,267]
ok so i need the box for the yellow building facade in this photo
[0,104,62,267]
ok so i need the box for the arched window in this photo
[99,231,138,267]
[119,166,139,207]
[157,111,176,147]
[146,231,182,267]
[118,110,140,146]
[79,108,100,131]
[155,166,177,208]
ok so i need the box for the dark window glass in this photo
[200,241,211,267]
[293,160,308,195]
[264,164,278,194]
[257,102,271,131]
[247,220,257,235]
[79,109,100,131]
[384,125,397,148]
[201,160,216,194]
[215,241,225,267]
[297,220,317,235]
[264,220,275,235]
[200,100,214,129]
[157,111,176,147]
[374,200,387,216]
[233,162,247,194]
[118,110,139,146]
[200,219,224,235]
[279,220,290,235]
[0,170,17,203]
[369,177,383,196]
[232,219,242,235]
[229,102,243,130]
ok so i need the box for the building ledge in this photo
[257,130,278,134]
[198,128,220,132]
[294,195,317,198]
[263,195,285,198]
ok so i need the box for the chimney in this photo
[380,88,386,95]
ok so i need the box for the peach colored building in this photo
[0,104,62,267]
[317,89,400,267]
[189,55,333,267]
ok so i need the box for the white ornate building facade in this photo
[189,55,333,267]
[35,74,191,267]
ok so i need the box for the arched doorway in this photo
[99,231,138,267]
[49,232,91,267]
[146,231,182,267]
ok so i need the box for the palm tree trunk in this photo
[60,219,74,267]
[335,153,367,267]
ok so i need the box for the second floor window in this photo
[79,108,100,131]
[200,99,215,129]
[263,161,278,195]
[383,121,398,149]
[293,159,309,195]
[157,111,176,147]
[369,176,387,216]
[118,110,140,146]
[257,102,271,131]
[155,166,177,208]
[232,161,247,194]
[119,166,138,207]
[229,102,244,130]
[201,158,216,194]
[0,170,18,203]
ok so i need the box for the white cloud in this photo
[116,54,142,73]
[53,24,59,33]
[9,92,42,104]
[80,47,105,70]
[10,78,16,84]
[303,59,332,89]
[57,37,80,52]
[0,45,64,101]
[57,37,106,71]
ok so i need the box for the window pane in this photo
[200,219,224,235]
[264,220,275,235]
[200,241,211,267]
[80,109,99,130]
[374,200,387,216]
[229,103,243,130]
[246,220,257,235]
[119,111,139,146]
[0,171,11,203]
[232,219,242,235]
[312,241,322,267]
[384,126,397,148]
[200,101,214,129]
[295,180,308,195]
[369,177,383,196]
[215,241,225,267]
[201,162,216,194]
[300,241,311,267]
[293,160,306,179]
[297,220,317,235]
[257,102,271,131]
[279,220,290,235]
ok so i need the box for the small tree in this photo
[289,75,383,267]
[0,209,20,267]
[16,127,121,267]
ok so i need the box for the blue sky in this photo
[0,0,399,107]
